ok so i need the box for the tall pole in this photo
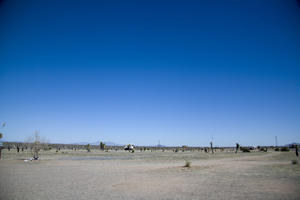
[275,136,278,147]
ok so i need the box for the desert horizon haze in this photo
[1,0,300,147]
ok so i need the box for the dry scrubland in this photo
[0,149,300,200]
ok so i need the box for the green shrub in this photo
[291,160,298,165]
[86,144,91,152]
[280,147,290,152]
[259,147,267,152]
[184,160,191,168]
[240,147,251,153]
[100,142,105,150]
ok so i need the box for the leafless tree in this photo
[25,131,49,160]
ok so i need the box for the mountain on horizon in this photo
[69,141,123,146]
[284,142,300,147]
[137,144,167,147]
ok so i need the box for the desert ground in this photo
[0,149,299,200]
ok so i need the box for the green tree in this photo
[100,141,105,150]
[87,144,91,152]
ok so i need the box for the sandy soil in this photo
[0,150,299,200]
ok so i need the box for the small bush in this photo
[291,160,298,165]
[280,147,290,152]
[184,160,191,168]
[86,144,91,152]
[259,147,267,152]
[274,148,280,151]
[240,147,251,153]
[100,142,105,150]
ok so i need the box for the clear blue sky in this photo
[0,0,299,146]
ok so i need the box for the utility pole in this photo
[275,136,278,147]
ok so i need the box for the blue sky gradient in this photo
[1,0,300,146]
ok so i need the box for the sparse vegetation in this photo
[235,143,240,153]
[25,132,49,160]
[258,146,268,152]
[100,141,105,150]
[240,147,251,153]
[291,160,298,165]
[2,149,300,200]
[86,144,91,152]
[184,160,191,168]
[210,141,214,154]
[280,147,290,152]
